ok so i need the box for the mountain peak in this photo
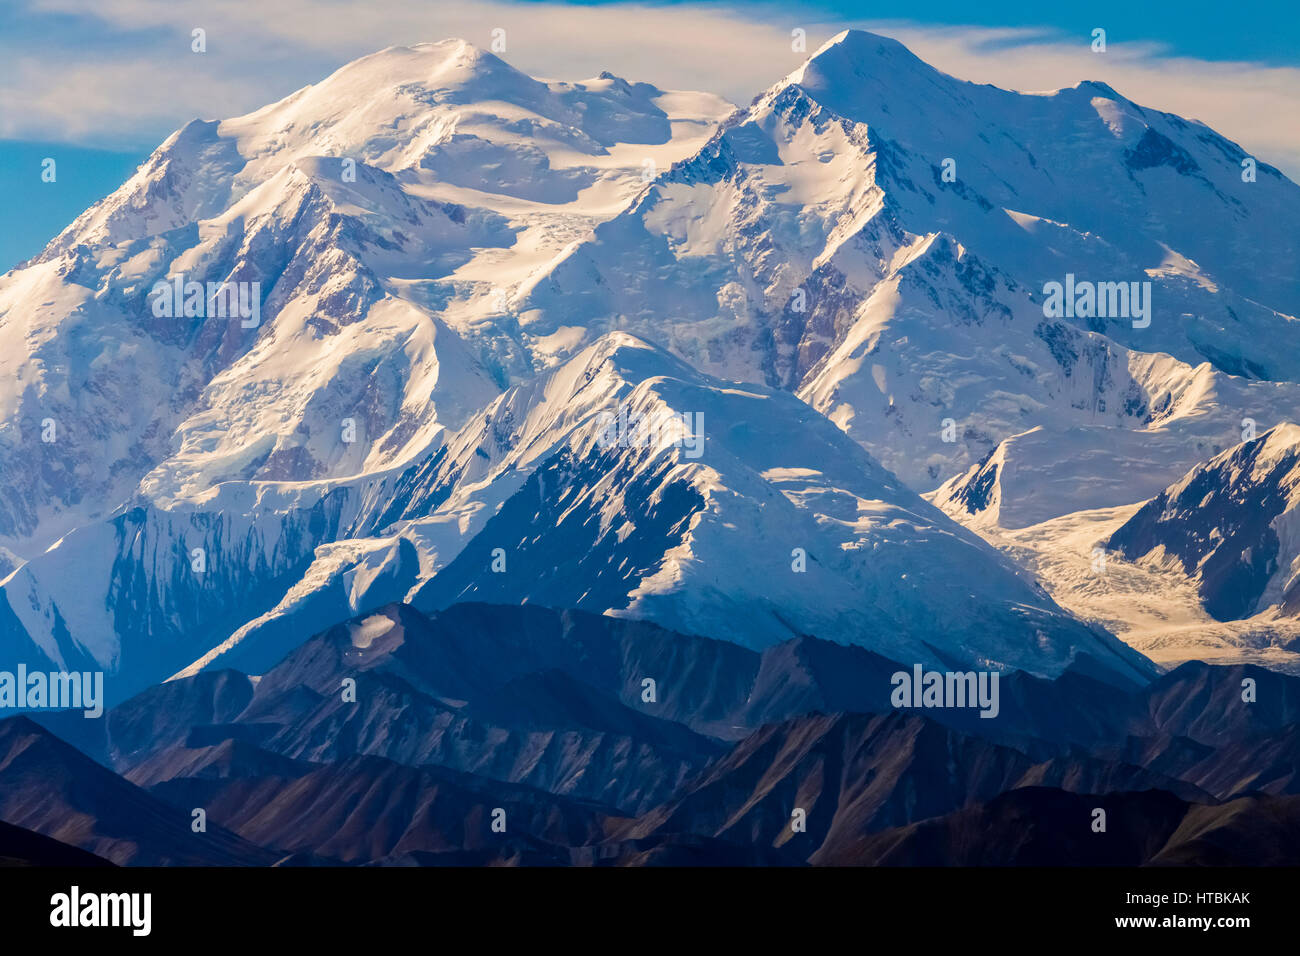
[413,36,515,77]
[220,36,543,156]
[775,28,944,122]
[1076,78,1122,98]
[585,330,680,367]
[308,35,533,101]
[818,28,915,58]
[792,29,931,86]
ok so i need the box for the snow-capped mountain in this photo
[927,353,1300,531]
[930,429,1300,674]
[0,478,367,688]
[1108,425,1300,623]
[0,332,1154,701]
[169,332,1150,691]
[512,29,1300,493]
[0,39,730,558]
[2,28,1298,695]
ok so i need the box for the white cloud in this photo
[6,0,1300,178]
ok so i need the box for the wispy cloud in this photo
[6,0,1300,178]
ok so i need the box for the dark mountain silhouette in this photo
[843,787,1300,866]
[0,819,116,868]
[1140,661,1300,743]
[620,711,1210,865]
[9,603,1300,866]
[148,747,612,864]
[0,717,275,866]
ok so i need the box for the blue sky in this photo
[552,0,1300,66]
[3,0,1298,270]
